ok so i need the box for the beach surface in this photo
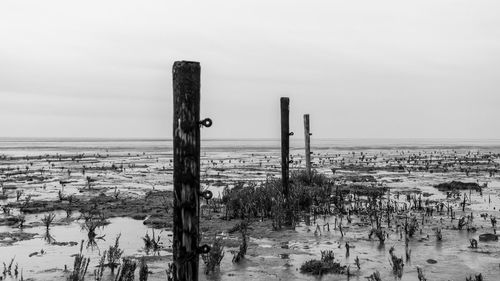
[0,138,499,281]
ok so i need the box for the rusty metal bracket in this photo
[199,118,213,128]
[200,190,213,200]
[198,244,211,254]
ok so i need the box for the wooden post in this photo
[281,97,290,199]
[281,97,293,226]
[303,114,311,179]
[173,61,201,281]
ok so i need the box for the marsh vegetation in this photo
[0,140,498,280]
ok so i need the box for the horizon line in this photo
[0,137,499,142]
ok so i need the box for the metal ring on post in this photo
[200,190,213,200]
[198,244,211,254]
[199,118,213,128]
[289,132,294,136]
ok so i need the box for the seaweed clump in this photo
[300,250,346,276]
[434,181,481,192]
[201,236,224,274]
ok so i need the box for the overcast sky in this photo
[1,0,499,139]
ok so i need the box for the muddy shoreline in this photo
[0,144,499,280]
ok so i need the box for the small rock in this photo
[479,233,498,242]
[132,214,147,220]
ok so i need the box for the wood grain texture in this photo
[172,61,201,281]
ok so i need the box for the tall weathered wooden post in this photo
[303,114,311,179]
[172,61,211,281]
[280,97,293,226]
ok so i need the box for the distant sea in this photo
[0,138,499,156]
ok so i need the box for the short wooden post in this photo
[172,61,201,281]
[281,97,293,226]
[303,114,311,179]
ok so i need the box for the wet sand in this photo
[0,139,499,280]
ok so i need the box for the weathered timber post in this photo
[172,61,211,281]
[281,97,293,226]
[303,114,311,179]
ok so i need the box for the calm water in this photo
[1,138,499,155]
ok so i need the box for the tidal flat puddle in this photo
[0,140,499,280]
[0,216,172,281]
